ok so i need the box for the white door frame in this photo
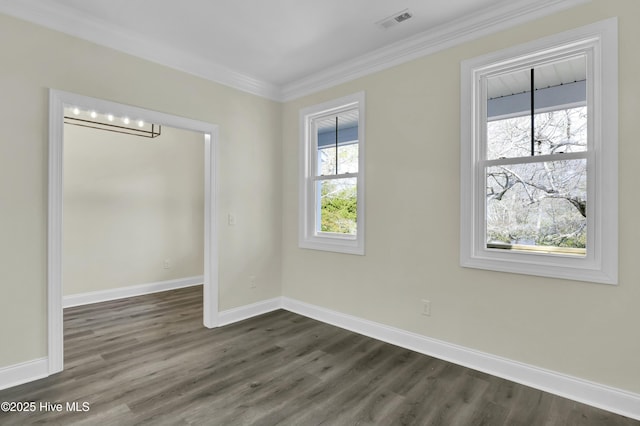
[48,89,219,374]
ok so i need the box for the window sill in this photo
[486,243,585,257]
[299,238,364,255]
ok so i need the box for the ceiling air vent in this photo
[376,9,413,30]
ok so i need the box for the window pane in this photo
[315,109,359,175]
[316,178,357,235]
[486,159,586,253]
[486,55,587,160]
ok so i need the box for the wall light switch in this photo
[228,213,237,225]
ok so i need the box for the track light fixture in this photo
[64,107,161,139]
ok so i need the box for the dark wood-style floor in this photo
[0,286,636,425]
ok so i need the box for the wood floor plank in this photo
[0,285,637,426]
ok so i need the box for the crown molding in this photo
[0,0,281,101]
[280,0,591,101]
[0,0,590,102]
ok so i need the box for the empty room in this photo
[0,0,638,424]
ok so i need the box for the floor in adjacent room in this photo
[0,286,636,425]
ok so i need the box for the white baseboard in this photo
[0,357,48,391]
[218,297,282,327]
[280,297,640,421]
[63,276,204,308]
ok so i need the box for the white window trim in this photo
[460,18,618,284]
[299,92,365,255]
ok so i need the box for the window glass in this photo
[315,111,359,175]
[486,159,587,253]
[314,109,359,236]
[483,55,588,255]
[486,56,587,160]
[316,178,357,235]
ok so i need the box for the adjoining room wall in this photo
[0,13,282,368]
[281,0,640,394]
[63,124,204,296]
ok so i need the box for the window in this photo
[460,19,618,284]
[299,92,365,254]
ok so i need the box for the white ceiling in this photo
[0,0,589,100]
[46,0,509,86]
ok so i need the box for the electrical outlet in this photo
[249,275,256,289]
[163,259,171,269]
[421,299,431,316]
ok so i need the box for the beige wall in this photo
[282,0,640,394]
[0,13,282,367]
[63,124,204,295]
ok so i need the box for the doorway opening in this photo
[48,89,219,375]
